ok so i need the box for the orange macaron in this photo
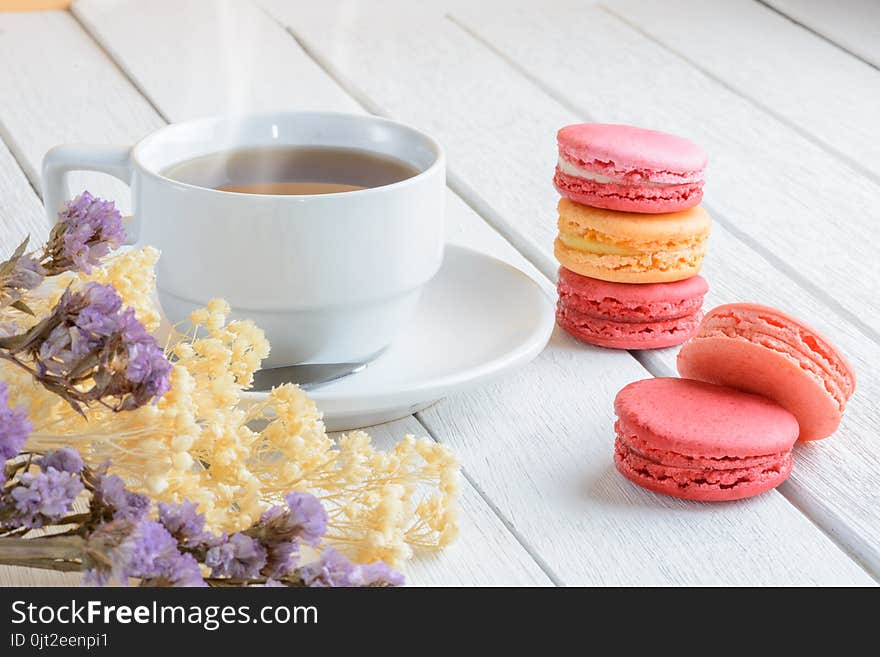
[554,198,711,284]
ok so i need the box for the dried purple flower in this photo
[0,282,172,413]
[90,470,150,523]
[282,490,327,547]
[300,547,357,587]
[84,519,205,587]
[300,547,403,588]
[116,307,173,404]
[1,467,83,529]
[37,447,84,475]
[0,381,31,461]
[0,238,44,314]
[353,560,406,587]
[205,532,267,579]
[244,491,327,578]
[158,500,220,549]
[42,192,124,275]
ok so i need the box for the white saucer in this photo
[242,244,554,431]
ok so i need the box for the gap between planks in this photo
[600,2,880,188]
[755,0,880,72]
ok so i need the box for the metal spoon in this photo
[250,362,366,392]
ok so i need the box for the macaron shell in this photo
[557,305,702,349]
[556,123,707,179]
[614,437,793,502]
[677,336,843,441]
[554,170,703,213]
[555,238,704,283]
[557,197,711,242]
[614,378,800,457]
[557,268,708,322]
[677,303,855,441]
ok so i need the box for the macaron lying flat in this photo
[554,198,711,283]
[554,123,707,213]
[556,268,708,349]
[614,378,799,501]
[677,303,855,441]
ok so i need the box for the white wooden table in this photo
[1,0,878,586]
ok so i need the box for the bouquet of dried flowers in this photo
[0,192,461,582]
[0,387,401,586]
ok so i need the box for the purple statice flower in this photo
[157,500,220,549]
[261,539,297,580]
[300,548,404,588]
[205,532,267,579]
[300,547,357,587]
[36,283,122,377]
[84,520,205,587]
[246,492,327,578]
[90,470,150,522]
[281,491,327,547]
[1,282,172,412]
[37,447,84,474]
[354,560,406,587]
[116,307,172,404]
[0,381,31,460]
[43,192,125,275]
[0,238,44,312]
[1,468,83,529]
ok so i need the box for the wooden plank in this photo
[114,0,876,583]
[764,0,880,68]
[0,137,48,247]
[0,10,164,214]
[0,6,549,586]
[333,418,552,586]
[607,0,880,180]
[289,0,880,574]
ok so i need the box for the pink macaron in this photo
[614,378,799,501]
[677,303,855,441]
[554,124,707,213]
[556,267,708,349]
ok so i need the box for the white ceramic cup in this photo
[41,112,446,367]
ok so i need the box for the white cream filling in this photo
[557,157,670,188]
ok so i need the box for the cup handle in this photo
[41,144,137,244]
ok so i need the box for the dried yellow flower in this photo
[1,248,460,566]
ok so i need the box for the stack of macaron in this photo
[613,303,855,502]
[553,123,711,349]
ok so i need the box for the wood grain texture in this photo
[607,0,880,180]
[331,418,552,586]
[0,137,48,248]
[764,0,880,68]
[255,0,875,583]
[0,1,549,586]
[0,10,164,213]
